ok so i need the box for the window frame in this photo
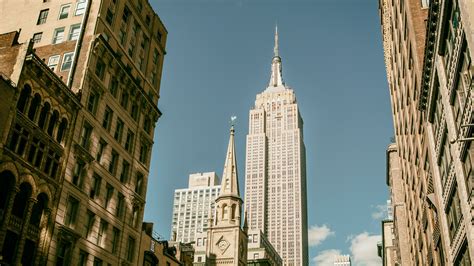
[58,4,71,20]
[60,52,74,71]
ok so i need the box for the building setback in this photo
[0,0,167,264]
[379,0,473,264]
[244,27,308,265]
[171,172,221,244]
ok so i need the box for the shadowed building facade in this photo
[0,0,167,264]
[379,0,473,264]
[244,28,308,265]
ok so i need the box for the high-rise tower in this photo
[244,27,308,265]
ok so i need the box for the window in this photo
[96,138,107,162]
[60,52,74,71]
[52,27,65,44]
[120,91,129,109]
[90,173,102,198]
[72,159,85,187]
[109,80,118,97]
[37,9,49,24]
[59,4,71,19]
[86,90,99,114]
[68,24,81,41]
[126,236,136,261]
[93,257,103,266]
[131,206,139,227]
[114,118,124,142]
[32,32,43,43]
[75,0,86,16]
[139,143,149,164]
[116,193,124,218]
[122,6,131,23]
[47,55,61,71]
[124,130,134,152]
[130,103,139,121]
[79,122,92,149]
[135,172,143,195]
[84,210,95,237]
[109,150,118,174]
[105,8,114,25]
[143,117,151,134]
[97,219,108,246]
[56,241,72,266]
[120,160,130,183]
[446,187,463,240]
[102,106,113,130]
[112,227,120,254]
[64,196,79,226]
[153,49,160,64]
[78,250,88,266]
[105,183,114,207]
[95,58,106,80]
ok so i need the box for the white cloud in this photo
[371,204,387,220]
[349,232,382,266]
[308,224,335,247]
[312,249,343,266]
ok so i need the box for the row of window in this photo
[33,23,81,45]
[37,1,86,26]
[46,52,74,72]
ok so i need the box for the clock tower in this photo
[204,124,247,266]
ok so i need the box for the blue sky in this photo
[146,0,393,264]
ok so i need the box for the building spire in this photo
[219,120,240,198]
[268,26,284,88]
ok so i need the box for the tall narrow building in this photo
[244,27,308,265]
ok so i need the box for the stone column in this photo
[0,186,19,252]
[34,208,51,266]
[12,197,37,265]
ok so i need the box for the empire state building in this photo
[244,28,308,265]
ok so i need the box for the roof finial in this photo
[274,24,279,57]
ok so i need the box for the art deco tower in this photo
[244,27,308,265]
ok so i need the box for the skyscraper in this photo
[170,172,221,243]
[244,27,308,265]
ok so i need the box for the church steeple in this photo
[219,124,240,198]
[268,25,284,88]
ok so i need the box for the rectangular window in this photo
[95,58,106,80]
[75,0,86,16]
[47,55,60,71]
[64,196,79,226]
[109,149,118,175]
[112,227,120,254]
[93,257,103,266]
[32,32,43,44]
[68,24,81,41]
[37,9,49,24]
[109,79,118,97]
[72,159,85,187]
[86,90,99,114]
[124,130,134,152]
[102,106,113,130]
[78,250,88,266]
[116,193,124,218]
[52,27,65,44]
[97,219,108,246]
[135,172,143,195]
[106,8,114,25]
[143,117,151,134]
[120,160,130,183]
[105,183,114,207]
[90,173,102,198]
[84,210,95,238]
[60,52,74,71]
[139,143,149,164]
[96,138,107,162]
[56,242,72,266]
[126,236,136,261]
[59,4,71,19]
[79,122,92,150]
[130,103,138,121]
[114,118,124,142]
[122,6,131,23]
[120,91,129,109]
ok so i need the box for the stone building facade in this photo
[247,229,282,266]
[0,0,167,264]
[0,31,80,265]
[138,222,182,266]
[379,0,473,264]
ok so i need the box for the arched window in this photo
[222,204,228,220]
[0,171,15,213]
[30,193,48,227]
[56,118,68,143]
[231,204,237,220]
[47,110,59,136]
[27,94,41,121]
[17,85,31,113]
[11,182,32,218]
[38,102,51,129]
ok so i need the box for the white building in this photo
[244,27,308,265]
[334,255,351,266]
[171,172,220,243]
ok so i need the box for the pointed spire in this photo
[219,122,240,198]
[274,25,279,57]
[243,211,249,233]
[268,26,284,88]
